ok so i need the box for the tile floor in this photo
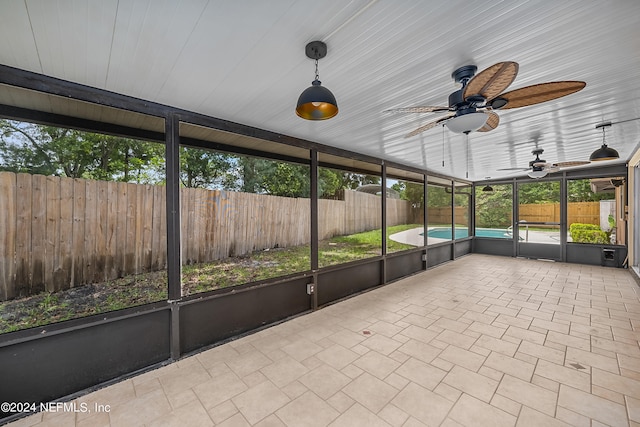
[7,254,640,427]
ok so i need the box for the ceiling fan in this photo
[385,62,586,138]
[498,148,590,178]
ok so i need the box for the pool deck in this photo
[389,227,566,246]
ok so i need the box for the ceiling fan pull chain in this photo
[442,124,445,167]
[466,132,469,179]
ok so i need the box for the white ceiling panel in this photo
[0,0,639,181]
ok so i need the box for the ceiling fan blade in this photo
[553,160,591,168]
[496,167,529,171]
[494,81,586,110]
[477,111,499,132]
[384,106,450,113]
[463,62,518,101]
[404,113,454,138]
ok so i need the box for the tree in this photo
[476,185,512,228]
[518,181,560,204]
[179,147,232,188]
[260,162,310,197]
[0,119,165,184]
[567,179,613,202]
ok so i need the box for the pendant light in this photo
[482,185,493,192]
[295,41,338,120]
[590,122,619,161]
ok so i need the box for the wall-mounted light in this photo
[295,41,338,120]
[590,122,619,161]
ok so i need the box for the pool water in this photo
[424,227,511,239]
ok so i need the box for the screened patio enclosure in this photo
[0,62,633,424]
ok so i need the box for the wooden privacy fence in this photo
[428,202,600,226]
[0,172,416,300]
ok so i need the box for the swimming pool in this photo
[424,227,511,239]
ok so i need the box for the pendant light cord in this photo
[315,59,320,81]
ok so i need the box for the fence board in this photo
[45,176,59,292]
[116,182,128,277]
[142,184,154,272]
[15,173,32,297]
[105,181,118,280]
[57,178,74,291]
[83,179,97,284]
[0,172,16,300]
[124,182,136,274]
[151,185,164,270]
[134,184,144,274]
[30,174,46,294]
[95,180,108,283]
[72,179,86,287]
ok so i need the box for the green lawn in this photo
[0,224,423,333]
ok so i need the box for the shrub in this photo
[569,223,609,244]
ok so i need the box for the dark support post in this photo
[513,178,519,258]
[423,174,428,268]
[310,149,319,310]
[381,163,387,284]
[560,174,568,262]
[470,184,475,236]
[165,113,181,359]
[451,180,456,261]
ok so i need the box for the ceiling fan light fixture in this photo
[445,112,488,133]
[296,41,338,120]
[590,122,619,161]
[528,169,548,179]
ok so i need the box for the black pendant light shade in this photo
[482,185,493,192]
[296,80,338,120]
[296,41,338,120]
[590,122,619,161]
[589,144,619,161]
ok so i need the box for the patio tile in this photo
[474,334,519,356]
[443,365,499,402]
[534,359,590,392]
[193,372,248,410]
[438,345,486,371]
[276,391,339,427]
[260,356,309,388]
[496,375,557,416]
[299,365,351,400]
[327,403,392,427]
[517,341,565,364]
[395,357,447,390]
[566,347,619,374]
[483,352,535,382]
[315,344,359,370]
[558,384,629,427]
[353,351,400,380]
[396,339,442,363]
[232,381,290,424]
[435,329,477,350]
[391,382,453,426]
[449,394,516,427]
[342,372,398,413]
[515,406,571,427]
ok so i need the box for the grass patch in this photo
[0,224,423,333]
